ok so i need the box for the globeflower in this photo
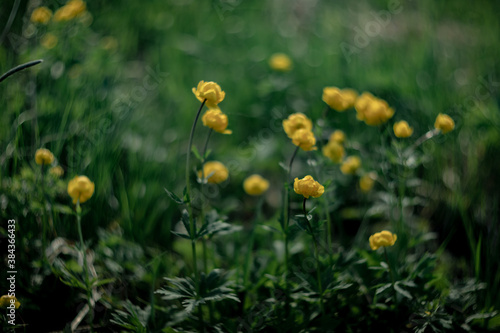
[202,107,232,134]
[192,81,226,108]
[31,7,52,24]
[243,174,270,196]
[322,140,345,163]
[54,0,87,21]
[35,148,55,165]
[359,172,376,193]
[329,130,346,144]
[67,175,95,204]
[369,230,397,250]
[322,87,358,111]
[393,120,413,138]
[0,295,20,309]
[340,156,361,175]
[355,92,394,126]
[199,161,228,184]
[434,113,455,134]
[294,175,324,199]
[282,113,313,139]
[292,129,317,151]
[269,53,292,72]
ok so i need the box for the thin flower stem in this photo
[243,195,264,287]
[383,247,397,300]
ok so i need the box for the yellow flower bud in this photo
[434,113,455,134]
[329,130,346,144]
[54,0,86,21]
[67,175,95,204]
[49,166,64,177]
[359,172,376,193]
[31,7,52,24]
[192,80,226,108]
[340,156,361,175]
[41,33,58,49]
[355,92,394,126]
[35,148,55,165]
[369,230,397,250]
[292,129,317,151]
[269,53,292,72]
[243,174,270,196]
[0,295,20,309]
[322,140,345,163]
[202,107,232,134]
[393,120,414,138]
[322,87,358,111]
[199,161,228,184]
[294,175,325,199]
[282,113,313,139]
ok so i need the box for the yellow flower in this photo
[369,230,397,250]
[294,175,325,199]
[329,130,346,144]
[282,113,313,139]
[67,175,95,204]
[202,107,232,134]
[340,156,361,175]
[322,140,345,163]
[35,148,55,165]
[322,87,358,111]
[434,113,455,134]
[31,7,52,24]
[54,0,87,21]
[292,129,317,151]
[359,172,376,193]
[0,295,20,309]
[198,161,229,184]
[41,33,58,49]
[355,92,394,126]
[49,166,64,177]
[269,53,292,72]
[393,120,414,138]
[243,174,270,196]
[192,80,226,108]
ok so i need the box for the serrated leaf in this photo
[164,188,184,204]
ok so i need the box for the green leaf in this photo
[164,188,184,204]
[180,209,192,238]
[191,145,203,161]
[394,282,413,299]
[171,230,191,240]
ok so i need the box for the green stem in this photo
[243,196,264,287]
[77,201,93,332]
[383,247,396,301]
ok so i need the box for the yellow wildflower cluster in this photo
[323,130,346,163]
[393,120,413,138]
[434,113,455,134]
[359,172,376,193]
[283,113,316,151]
[199,161,229,184]
[0,295,20,309]
[355,92,395,126]
[322,87,358,112]
[243,174,270,196]
[340,156,361,175]
[35,148,55,165]
[54,0,87,22]
[31,7,52,24]
[67,175,95,204]
[294,175,324,199]
[269,53,292,72]
[202,107,232,134]
[192,81,226,108]
[369,230,397,250]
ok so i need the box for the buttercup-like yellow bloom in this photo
[243,174,270,196]
[41,33,58,49]
[282,113,313,139]
[330,130,346,144]
[54,0,87,22]
[269,53,292,72]
[360,172,376,193]
[369,230,397,250]
[199,161,229,184]
[292,129,317,151]
[340,156,361,175]
[35,148,55,165]
[434,113,455,134]
[0,295,20,309]
[192,81,226,108]
[31,7,52,24]
[67,175,95,204]
[393,121,414,138]
[322,141,345,163]
[202,107,232,134]
[355,92,395,126]
[49,166,64,177]
[294,175,325,199]
[322,87,358,111]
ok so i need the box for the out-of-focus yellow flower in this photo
[322,141,345,163]
[359,172,376,193]
[434,113,455,134]
[322,87,358,111]
[67,175,95,204]
[41,33,58,49]
[192,81,226,108]
[355,92,395,126]
[369,230,397,250]
[292,129,317,151]
[31,7,52,24]
[49,166,64,177]
[393,120,413,138]
[202,107,232,134]
[54,0,87,21]
[269,53,292,72]
[35,148,55,165]
[294,175,324,199]
[340,156,361,175]
[199,161,228,184]
[0,295,20,309]
[243,174,270,196]
[329,130,345,144]
[283,113,313,139]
